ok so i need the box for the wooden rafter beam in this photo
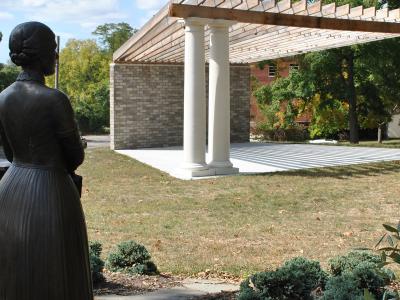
[169,3,400,33]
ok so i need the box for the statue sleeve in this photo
[53,93,84,172]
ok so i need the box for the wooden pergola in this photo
[113,0,400,178]
[114,0,400,63]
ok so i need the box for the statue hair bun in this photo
[10,52,31,67]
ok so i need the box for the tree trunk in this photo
[346,52,359,144]
[377,124,384,143]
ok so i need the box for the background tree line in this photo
[253,0,400,143]
[2,3,400,139]
[0,23,135,133]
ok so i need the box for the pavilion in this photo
[111,0,400,178]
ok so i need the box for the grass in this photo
[252,137,400,148]
[337,139,400,148]
[79,148,400,278]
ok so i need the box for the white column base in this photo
[208,160,239,175]
[181,162,208,171]
[208,160,233,168]
[172,167,216,179]
[212,166,239,176]
[173,164,239,179]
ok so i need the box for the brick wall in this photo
[110,63,250,149]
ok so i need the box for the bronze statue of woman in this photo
[0,22,93,299]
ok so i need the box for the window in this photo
[289,64,299,71]
[268,64,277,77]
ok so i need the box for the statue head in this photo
[9,22,57,76]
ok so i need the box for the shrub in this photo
[321,273,365,300]
[238,257,328,300]
[89,241,104,283]
[327,251,391,299]
[351,262,387,298]
[254,126,310,142]
[105,240,158,275]
[328,251,382,276]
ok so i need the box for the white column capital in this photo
[208,19,236,29]
[180,17,208,28]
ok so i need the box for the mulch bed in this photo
[94,270,182,296]
[94,270,240,299]
[189,291,239,300]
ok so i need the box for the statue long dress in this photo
[0,70,93,300]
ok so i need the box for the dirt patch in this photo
[94,270,182,296]
[189,291,239,299]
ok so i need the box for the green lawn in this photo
[79,148,400,278]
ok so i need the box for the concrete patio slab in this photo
[83,135,110,149]
[116,142,400,180]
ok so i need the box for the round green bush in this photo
[327,250,391,299]
[238,257,328,300]
[351,262,387,298]
[322,273,364,300]
[105,240,158,275]
[328,251,382,276]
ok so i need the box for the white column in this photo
[180,18,213,178]
[208,21,238,175]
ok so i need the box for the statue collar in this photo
[16,70,45,85]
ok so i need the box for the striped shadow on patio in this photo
[117,142,400,179]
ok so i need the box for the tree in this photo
[51,39,110,132]
[356,38,400,142]
[43,22,137,133]
[297,47,360,143]
[92,23,136,54]
[319,0,400,143]
[0,63,20,91]
[0,30,20,92]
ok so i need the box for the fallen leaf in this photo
[343,231,353,237]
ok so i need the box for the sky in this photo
[0,0,167,64]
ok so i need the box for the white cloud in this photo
[0,0,128,30]
[22,0,47,7]
[135,0,164,10]
[0,12,14,20]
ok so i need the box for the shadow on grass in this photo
[252,161,400,180]
[338,140,400,149]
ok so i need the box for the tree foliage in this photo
[46,22,136,133]
[255,40,400,142]
[253,75,304,129]
[50,39,110,133]
[92,23,135,54]
[0,32,21,92]
[254,0,400,143]
[0,63,20,92]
